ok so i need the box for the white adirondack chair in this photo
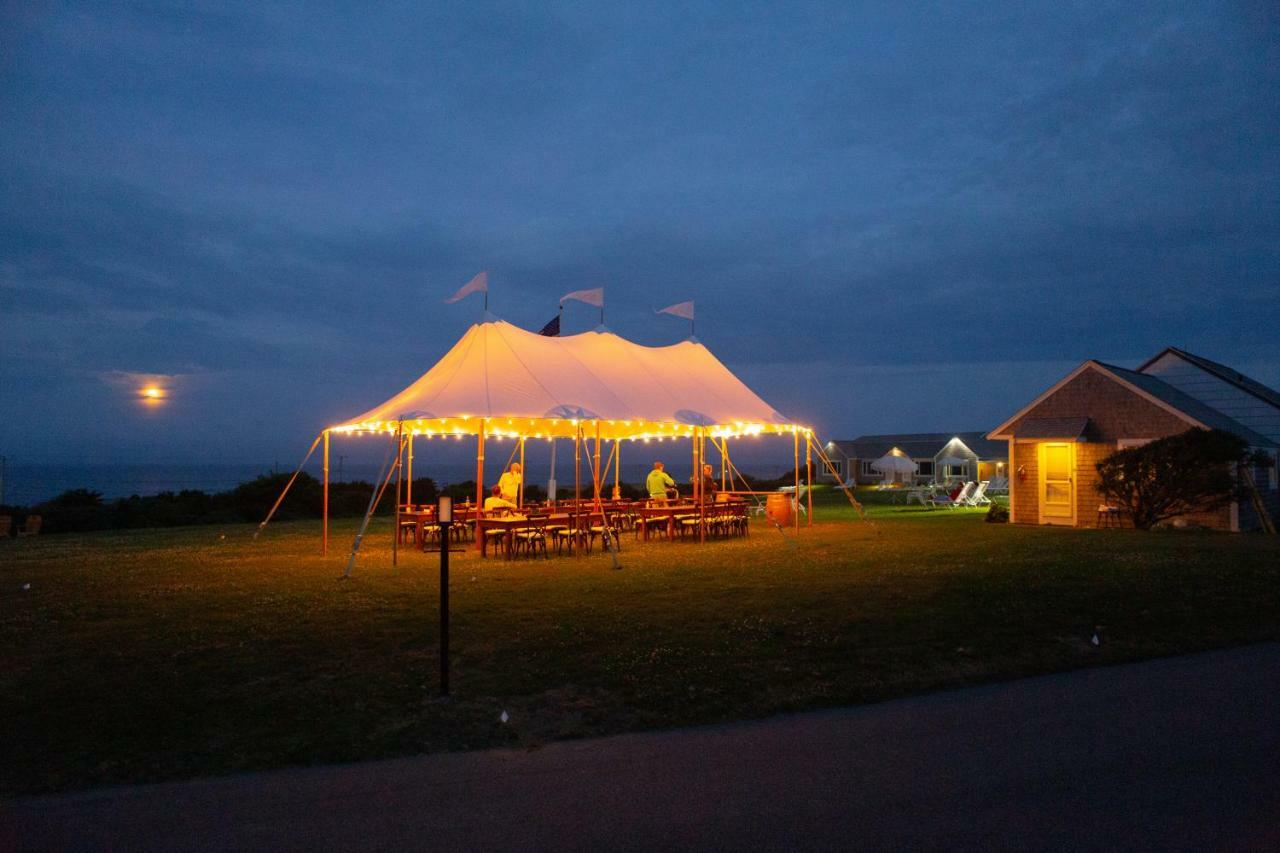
[928,481,974,509]
[965,481,991,507]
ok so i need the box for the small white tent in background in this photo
[870,452,918,486]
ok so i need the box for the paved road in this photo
[5,644,1278,852]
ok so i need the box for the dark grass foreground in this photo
[2,496,1277,797]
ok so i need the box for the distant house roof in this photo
[1011,417,1093,440]
[1138,347,1280,411]
[826,431,1008,460]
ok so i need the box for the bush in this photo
[985,503,1009,524]
[1095,428,1263,530]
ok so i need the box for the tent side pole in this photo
[614,438,620,498]
[518,436,526,508]
[721,436,727,491]
[593,421,602,509]
[794,428,801,535]
[549,438,557,507]
[406,432,414,506]
[806,432,813,526]
[254,432,323,540]
[697,427,705,543]
[475,420,486,552]
[322,430,330,555]
[393,424,403,567]
[573,425,581,556]
[344,432,401,578]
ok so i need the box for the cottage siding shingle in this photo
[1012,369,1190,442]
[1143,352,1280,445]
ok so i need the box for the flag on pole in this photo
[655,301,695,321]
[538,314,561,336]
[443,271,488,304]
[560,287,604,308]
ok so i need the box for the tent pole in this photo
[475,420,486,552]
[721,436,727,492]
[518,436,526,509]
[344,432,400,578]
[806,432,813,526]
[573,424,581,556]
[593,420,602,509]
[793,428,801,535]
[406,432,414,506]
[322,430,330,555]
[614,438,621,499]
[549,438,557,507]
[393,423,403,567]
[254,432,323,540]
[697,428,705,543]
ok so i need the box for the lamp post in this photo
[437,494,453,696]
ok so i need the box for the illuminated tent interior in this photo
[260,316,857,561]
[329,318,796,441]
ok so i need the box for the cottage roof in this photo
[1137,347,1280,411]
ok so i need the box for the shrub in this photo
[1094,428,1264,530]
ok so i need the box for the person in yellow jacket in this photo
[645,461,677,503]
[497,462,522,504]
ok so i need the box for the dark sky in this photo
[2,1,1277,465]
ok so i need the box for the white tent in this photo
[265,317,834,561]
[331,318,793,440]
[870,452,918,485]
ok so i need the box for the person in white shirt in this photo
[483,485,517,515]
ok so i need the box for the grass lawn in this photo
[2,493,1277,797]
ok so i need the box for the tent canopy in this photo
[870,453,918,474]
[330,318,797,441]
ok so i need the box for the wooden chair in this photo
[512,515,550,559]
[0,515,11,538]
[17,515,42,537]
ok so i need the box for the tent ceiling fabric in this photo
[330,319,796,440]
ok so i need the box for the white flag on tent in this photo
[443,271,488,304]
[560,287,604,308]
[656,300,695,321]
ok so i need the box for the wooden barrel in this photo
[766,492,793,527]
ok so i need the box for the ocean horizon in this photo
[0,459,796,507]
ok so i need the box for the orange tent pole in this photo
[806,432,813,526]
[518,436,526,509]
[614,439,621,498]
[593,421,603,509]
[697,428,705,543]
[393,424,403,567]
[793,428,801,535]
[322,430,330,555]
[573,424,581,556]
[406,432,414,506]
[475,420,486,552]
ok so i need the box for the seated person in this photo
[483,485,518,515]
[646,461,677,504]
